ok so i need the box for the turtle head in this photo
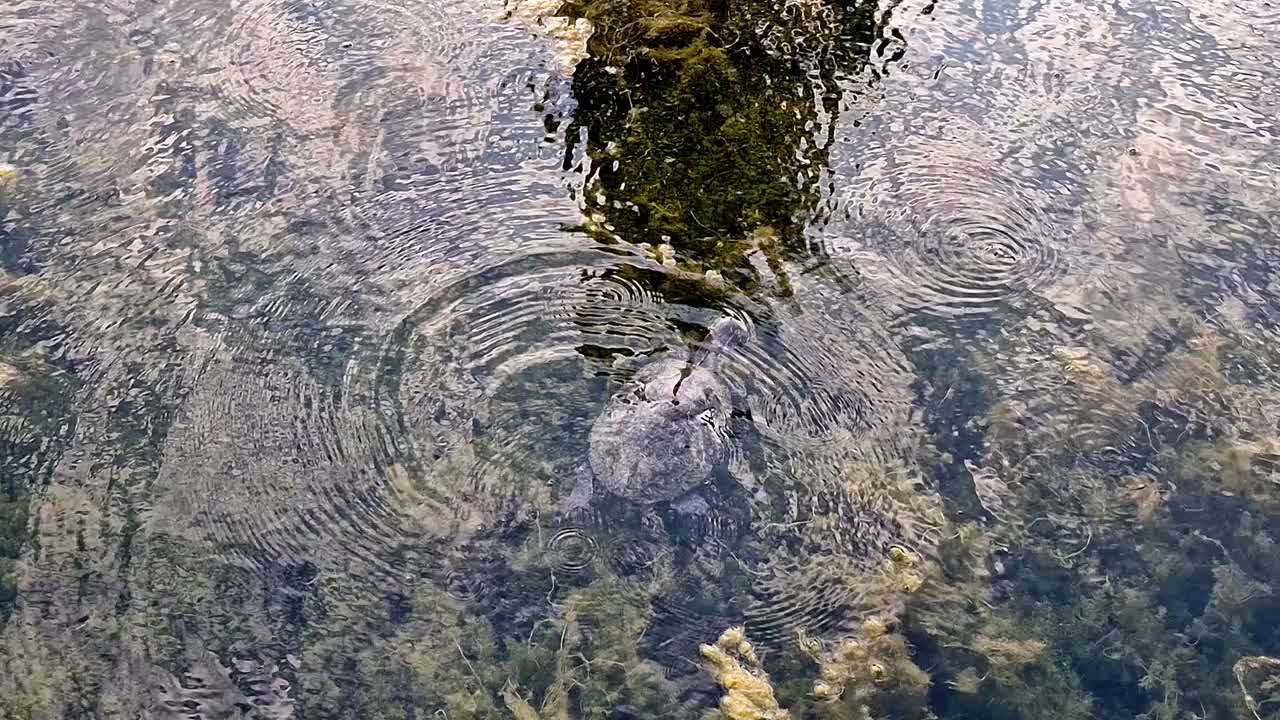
[691,316,749,369]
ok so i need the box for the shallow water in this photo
[1,0,1279,715]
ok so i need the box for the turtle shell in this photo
[588,359,732,503]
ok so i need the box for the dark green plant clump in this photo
[559,0,882,298]
[0,345,78,626]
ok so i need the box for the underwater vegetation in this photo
[285,553,686,720]
[701,627,790,720]
[1236,655,1280,720]
[557,0,889,298]
[0,0,1276,715]
[887,314,1280,720]
[780,617,931,720]
[0,331,78,627]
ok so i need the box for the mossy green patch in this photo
[0,347,78,626]
[558,0,882,299]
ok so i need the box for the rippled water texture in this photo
[1,0,1279,714]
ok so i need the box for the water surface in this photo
[1,0,1279,716]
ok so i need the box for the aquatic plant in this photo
[752,436,946,575]
[896,314,1280,720]
[701,626,791,720]
[517,576,676,720]
[288,543,684,720]
[0,344,79,628]
[971,637,1047,675]
[291,583,508,719]
[1235,656,1280,720]
[503,678,571,720]
[555,0,889,297]
[799,622,931,720]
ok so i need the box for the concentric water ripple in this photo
[157,248,750,578]
[153,345,410,578]
[829,155,1067,318]
[352,236,930,650]
[735,317,908,446]
[173,0,562,184]
[370,252,732,534]
[150,162,585,579]
[546,526,598,575]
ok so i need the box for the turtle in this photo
[561,316,750,515]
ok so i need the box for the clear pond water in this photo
[1,0,1279,716]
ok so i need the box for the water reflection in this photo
[563,0,901,296]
